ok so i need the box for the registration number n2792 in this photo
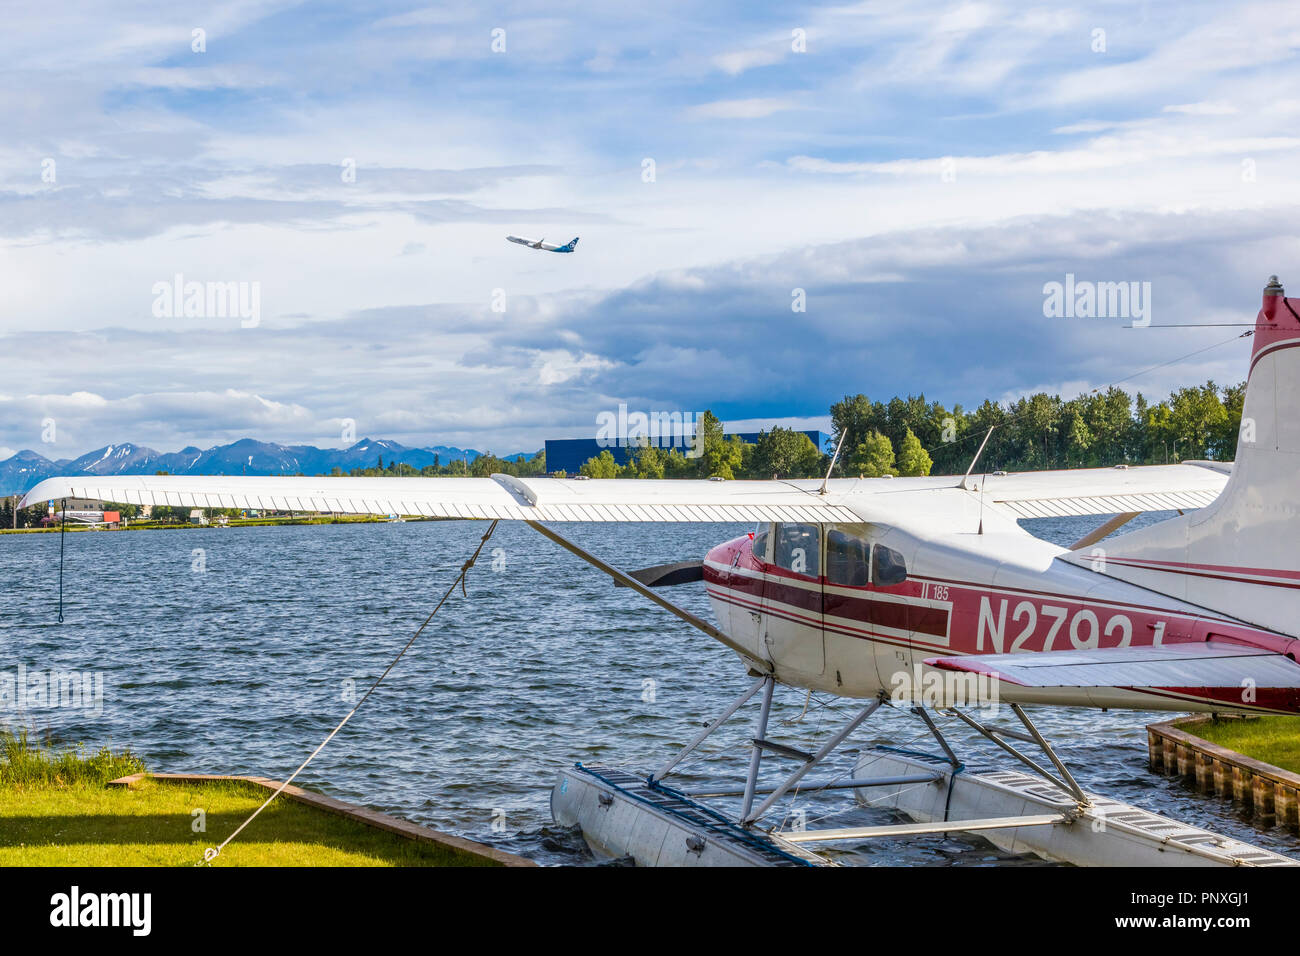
[975,596,1149,653]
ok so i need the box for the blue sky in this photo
[2,1,1299,458]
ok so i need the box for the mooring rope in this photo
[57,498,67,624]
[200,519,499,865]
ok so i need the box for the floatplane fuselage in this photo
[694,278,1300,717]
[704,516,1300,714]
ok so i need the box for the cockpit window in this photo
[826,529,870,587]
[774,523,820,577]
[872,544,908,587]
[751,525,770,562]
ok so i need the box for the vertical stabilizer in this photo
[1062,276,1300,636]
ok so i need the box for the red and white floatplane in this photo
[23,278,1300,866]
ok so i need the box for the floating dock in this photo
[852,747,1298,867]
[551,763,828,866]
[551,751,1298,867]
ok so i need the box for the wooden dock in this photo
[1147,717,1300,830]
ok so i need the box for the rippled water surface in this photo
[2,515,1297,866]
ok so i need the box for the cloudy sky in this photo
[3,0,1299,460]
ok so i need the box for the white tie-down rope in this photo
[200,520,499,865]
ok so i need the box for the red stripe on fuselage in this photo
[705,587,950,653]
[705,563,951,638]
[1100,556,1300,589]
[1248,333,1300,376]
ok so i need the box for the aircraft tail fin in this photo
[1062,276,1300,636]
[562,237,579,252]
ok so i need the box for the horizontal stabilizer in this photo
[928,642,1300,688]
[926,643,1300,714]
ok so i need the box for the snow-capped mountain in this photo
[0,438,534,494]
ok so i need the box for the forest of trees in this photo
[338,449,548,479]
[577,380,1247,480]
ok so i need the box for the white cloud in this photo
[712,47,784,76]
[685,97,797,120]
[535,350,616,386]
[787,127,1300,178]
[124,66,280,90]
[1163,101,1238,115]
[1051,119,1148,135]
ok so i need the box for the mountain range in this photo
[0,438,534,495]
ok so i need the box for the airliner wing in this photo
[19,475,863,523]
[926,642,1300,714]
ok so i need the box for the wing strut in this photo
[1069,511,1140,550]
[948,703,1089,805]
[524,520,771,671]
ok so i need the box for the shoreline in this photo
[1148,715,1300,830]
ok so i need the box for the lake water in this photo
[2,515,1297,866]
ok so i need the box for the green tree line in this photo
[336,449,547,479]
[578,381,1246,479]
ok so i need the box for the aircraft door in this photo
[867,535,918,679]
[823,525,893,695]
[822,526,916,689]
[735,523,773,656]
[761,523,826,678]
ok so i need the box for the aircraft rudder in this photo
[1066,276,1300,636]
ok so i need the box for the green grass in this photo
[1191,716,1300,775]
[0,732,499,867]
[1,729,145,787]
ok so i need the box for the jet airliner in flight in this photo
[506,235,579,253]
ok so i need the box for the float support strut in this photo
[948,705,1089,807]
[743,694,884,825]
[1011,703,1090,807]
[739,676,776,821]
[653,675,768,783]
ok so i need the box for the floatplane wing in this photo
[19,475,863,522]
[19,461,1227,524]
[969,460,1228,518]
